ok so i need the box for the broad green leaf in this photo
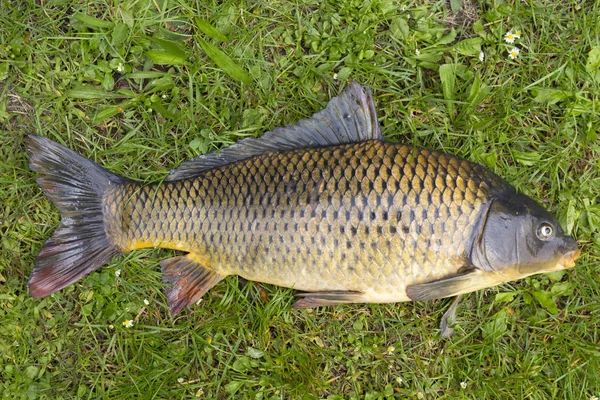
[126,71,168,79]
[224,381,244,394]
[74,13,113,29]
[437,28,457,45]
[195,17,229,43]
[146,50,186,66]
[482,309,508,340]
[246,347,264,359]
[389,17,409,41]
[146,76,175,91]
[494,292,516,304]
[533,88,570,105]
[148,101,178,119]
[65,85,113,99]
[512,149,541,166]
[439,63,457,114]
[473,20,486,38]
[585,46,600,74]
[450,0,462,12]
[565,198,578,235]
[453,38,482,56]
[0,63,9,81]
[111,22,129,47]
[546,270,566,282]
[337,66,353,81]
[439,64,457,101]
[550,282,573,297]
[232,356,256,373]
[197,36,252,85]
[533,291,559,314]
[92,106,122,124]
[102,72,114,91]
[146,36,186,58]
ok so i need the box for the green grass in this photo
[1,0,599,398]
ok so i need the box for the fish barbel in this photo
[27,82,579,335]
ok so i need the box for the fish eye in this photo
[536,222,554,240]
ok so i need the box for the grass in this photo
[1,0,599,398]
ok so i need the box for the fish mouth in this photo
[558,249,580,269]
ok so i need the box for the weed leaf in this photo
[197,36,252,85]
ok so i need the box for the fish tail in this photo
[26,134,127,297]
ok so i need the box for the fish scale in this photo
[103,140,495,300]
[27,82,579,335]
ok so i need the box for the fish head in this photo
[472,192,580,282]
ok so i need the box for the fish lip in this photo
[558,248,580,269]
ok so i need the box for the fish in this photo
[27,81,579,336]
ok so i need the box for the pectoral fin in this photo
[161,254,225,314]
[405,268,480,301]
[292,291,366,309]
[439,295,462,339]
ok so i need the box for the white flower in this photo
[144,299,150,306]
[590,396,598,400]
[109,324,114,329]
[117,63,125,72]
[514,30,522,39]
[177,377,184,383]
[415,49,421,56]
[479,51,484,62]
[460,381,467,389]
[122,320,133,328]
[396,377,403,384]
[196,389,204,397]
[504,31,516,44]
[508,47,520,59]
[333,72,338,80]
[161,94,168,99]
[387,345,395,355]
[115,269,121,277]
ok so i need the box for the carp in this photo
[27,82,579,336]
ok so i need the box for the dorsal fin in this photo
[166,81,382,181]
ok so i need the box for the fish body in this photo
[27,82,579,324]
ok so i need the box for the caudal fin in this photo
[27,134,127,297]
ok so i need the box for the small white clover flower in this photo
[115,269,121,277]
[161,94,168,99]
[479,50,484,62]
[460,381,467,389]
[122,320,133,328]
[504,31,517,44]
[144,299,150,306]
[117,63,125,73]
[177,377,184,383]
[415,49,421,56]
[508,47,520,59]
[109,324,114,329]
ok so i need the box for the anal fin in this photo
[292,291,365,309]
[160,254,225,314]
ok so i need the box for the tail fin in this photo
[26,134,127,297]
